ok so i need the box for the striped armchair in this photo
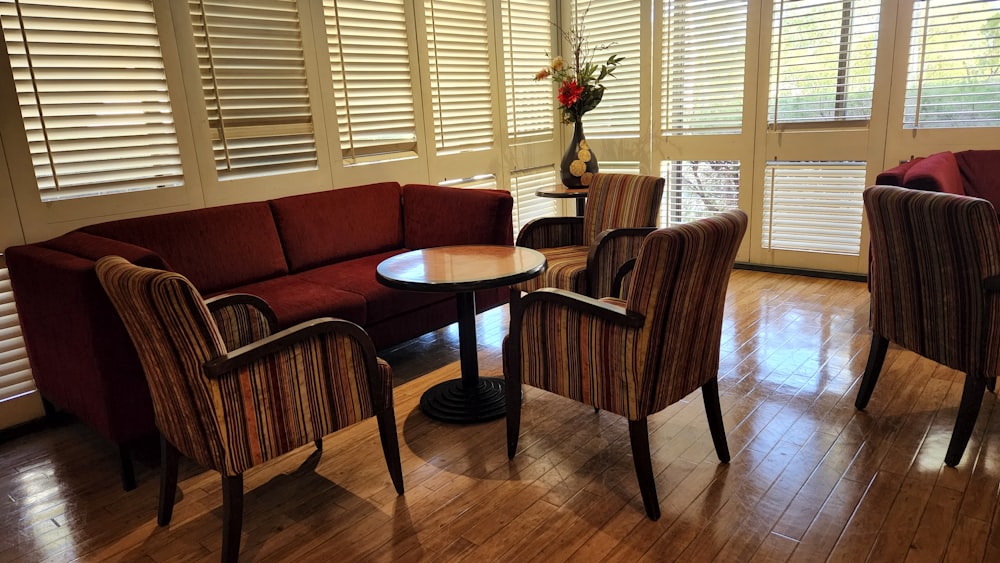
[510,173,665,311]
[504,209,747,520]
[858,185,1000,467]
[95,256,403,562]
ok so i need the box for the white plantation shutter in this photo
[500,0,552,141]
[662,0,748,134]
[768,0,880,126]
[425,0,494,153]
[761,162,866,255]
[324,0,418,161]
[904,0,1000,129]
[0,0,183,201]
[572,0,641,137]
[511,167,558,235]
[659,160,739,226]
[0,264,39,429]
[191,0,317,179]
[439,173,497,189]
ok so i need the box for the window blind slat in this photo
[191,0,317,179]
[510,167,558,235]
[662,0,748,135]
[1,0,183,201]
[325,0,418,162]
[768,0,880,126]
[426,0,494,153]
[904,0,1000,129]
[0,268,36,404]
[500,0,552,141]
[761,162,866,256]
[659,160,740,226]
[572,0,640,137]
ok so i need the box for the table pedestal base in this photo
[419,377,506,423]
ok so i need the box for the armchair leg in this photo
[314,438,323,452]
[856,333,890,410]
[505,378,522,460]
[945,374,987,467]
[701,378,730,463]
[119,444,137,492]
[221,474,244,563]
[628,418,660,521]
[376,408,404,495]
[988,378,996,394]
[158,437,179,526]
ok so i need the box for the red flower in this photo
[558,80,584,108]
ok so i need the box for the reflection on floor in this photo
[2,269,999,561]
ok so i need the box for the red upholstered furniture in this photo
[877,150,1000,212]
[6,182,512,489]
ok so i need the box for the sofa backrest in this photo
[956,149,1000,213]
[401,184,514,248]
[901,151,965,195]
[269,182,404,272]
[81,202,288,294]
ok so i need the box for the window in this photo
[572,0,641,137]
[325,0,418,162]
[0,0,183,201]
[659,160,739,226]
[510,167,558,235]
[761,162,866,255]
[768,0,880,126]
[425,0,494,153]
[500,0,552,141]
[662,0,748,135]
[904,0,1000,129]
[0,264,37,430]
[190,0,317,179]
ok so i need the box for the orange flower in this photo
[535,67,551,81]
[551,56,565,71]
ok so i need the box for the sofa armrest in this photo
[4,242,156,443]
[402,184,514,248]
[41,231,168,270]
[515,216,584,249]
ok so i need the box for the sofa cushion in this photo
[876,157,923,186]
[270,182,404,272]
[81,202,287,294]
[402,184,514,248]
[225,275,367,329]
[956,149,1000,214]
[902,151,965,195]
[297,250,451,324]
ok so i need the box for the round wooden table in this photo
[536,185,589,216]
[376,245,546,423]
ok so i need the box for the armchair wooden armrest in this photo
[587,227,657,298]
[515,216,585,249]
[202,318,381,388]
[205,293,278,350]
[515,287,645,330]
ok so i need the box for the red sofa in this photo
[877,149,1000,212]
[6,182,513,489]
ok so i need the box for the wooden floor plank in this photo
[2,270,999,561]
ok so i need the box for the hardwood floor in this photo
[2,269,999,561]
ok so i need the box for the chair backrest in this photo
[865,185,1000,375]
[95,256,228,469]
[582,173,666,246]
[625,209,747,413]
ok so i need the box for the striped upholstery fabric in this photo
[96,256,391,476]
[512,210,747,419]
[865,185,1000,378]
[208,296,276,351]
[513,173,665,298]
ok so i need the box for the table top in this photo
[536,185,589,198]
[376,245,546,293]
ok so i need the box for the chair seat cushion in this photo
[512,245,589,294]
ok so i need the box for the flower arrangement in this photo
[535,19,623,124]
